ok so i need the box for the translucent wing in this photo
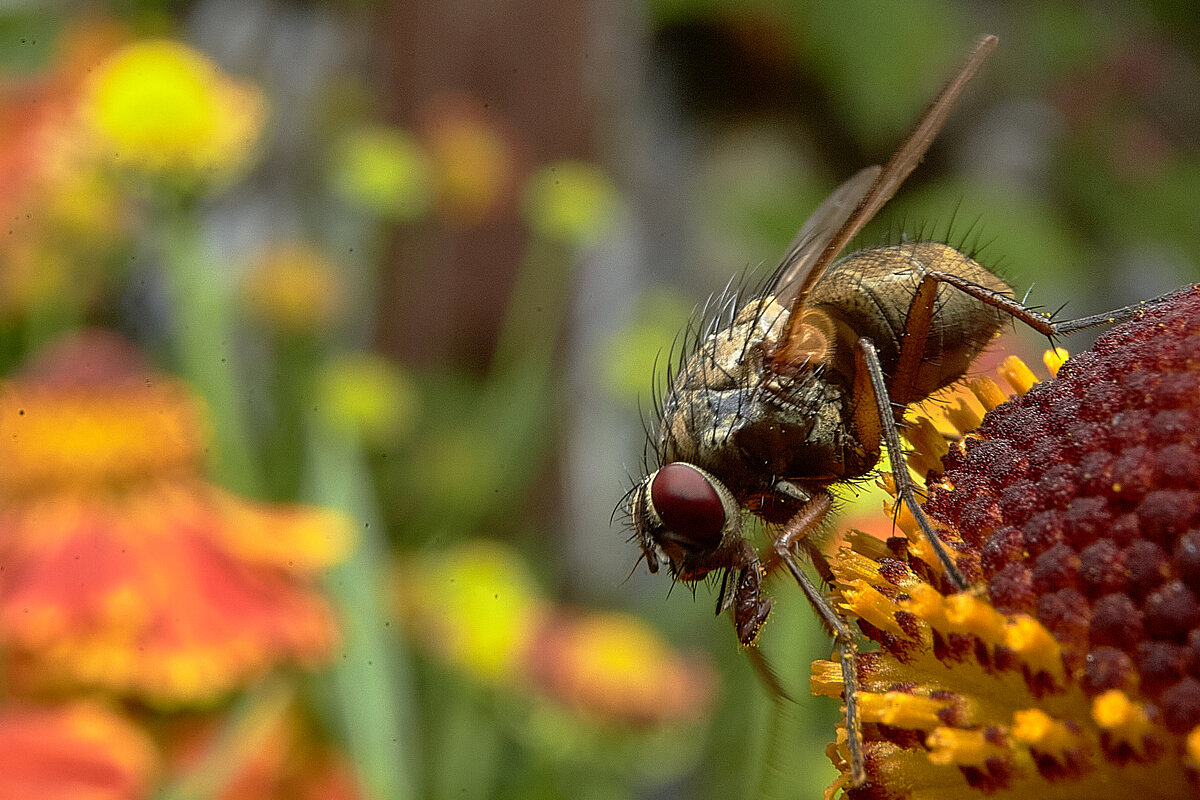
[770,34,999,366]
[769,165,881,309]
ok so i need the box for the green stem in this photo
[305,412,419,800]
[156,207,259,495]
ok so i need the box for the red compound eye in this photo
[650,463,726,550]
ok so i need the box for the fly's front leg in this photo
[774,492,867,788]
[856,337,969,591]
[719,540,773,646]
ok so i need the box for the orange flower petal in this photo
[0,702,158,800]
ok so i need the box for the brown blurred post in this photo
[372,0,597,371]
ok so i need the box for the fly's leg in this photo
[857,337,970,590]
[921,273,1196,338]
[774,492,867,788]
[889,271,940,413]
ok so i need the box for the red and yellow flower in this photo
[0,330,350,705]
[816,287,1200,798]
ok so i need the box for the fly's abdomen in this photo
[806,242,1011,403]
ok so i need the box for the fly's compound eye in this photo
[649,463,727,553]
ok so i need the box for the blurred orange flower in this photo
[242,242,346,334]
[0,21,130,318]
[0,702,158,800]
[419,93,519,226]
[0,330,351,705]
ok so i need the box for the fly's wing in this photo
[769,33,999,368]
[769,165,881,309]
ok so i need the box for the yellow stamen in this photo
[1091,690,1156,756]
[858,691,959,730]
[999,355,1038,395]
[1011,708,1088,760]
[967,376,1008,411]
[926,727,1008,766]
[1043,347,1069,377]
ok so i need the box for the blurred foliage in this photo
[0,2,1197,800]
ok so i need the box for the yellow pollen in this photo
[1002,615,1065,683]
[840,579,912,639]
[1011,708,1086,758]
[810,659,845,698]
[945,397,984,435]
[941,592,1008,642]
[1186,726,1200,769]
[1091,690,1155,755]
[903,416,950,477]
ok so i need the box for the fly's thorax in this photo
[657,296,789,469]
[807,241,1011,403]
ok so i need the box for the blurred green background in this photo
[2,1,1199,798]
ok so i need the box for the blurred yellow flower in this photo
[242,242,346,334]
[329,126,432,220]
[394,540,545,684]
[599,289,693,404]
[0,702,158,800]
[0,330,351,705]
[314,353,419,445]
[81,39,265,180]
[395,540,720,731]
[522,161,620,246]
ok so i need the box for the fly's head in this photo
[628,462,772,643]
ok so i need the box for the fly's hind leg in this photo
[774,492,867,788]
[920,272,1196,338]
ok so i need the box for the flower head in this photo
[394,540,545,685]
[80,39,265,181]
[241,242,346,335]
[525,609,716,727]
[817,287,1200,798]
[0,330,350,705]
